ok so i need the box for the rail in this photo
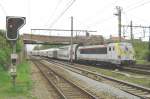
[46,59,150,98]
[32,59,98,99]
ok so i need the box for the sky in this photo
[0,0,150,50]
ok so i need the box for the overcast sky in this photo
[0,0,150,50]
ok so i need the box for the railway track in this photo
[45,58,150,99]
[29,56,150,75]
[95,63,150,75]
[120,64,150,75]
[133,64,150,69]
[126,64,150,70]
[32,60,97,99]
[121,66,150,75]
[80,62,150,75]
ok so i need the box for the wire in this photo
[126,12,150,24]
[0,1,7,16]
[87,15,115,29]
[126,0,150,12]
[45,0,63,26]
[82,0,119,27]
[125,0,146,9]
[97,0,119,14]
[27,0,31,28]
[49,0,76,28]
[74,19,90,30]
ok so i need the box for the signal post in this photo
[6,16,26,86]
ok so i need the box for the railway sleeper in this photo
[143,94,150,98]
[133,91,150,96]
[94,75,102,81]
[123,88,138,92]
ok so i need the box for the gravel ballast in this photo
[43,60,140,99]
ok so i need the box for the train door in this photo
[111,46,116,59]
[108,46,112,59]
[53,50,57,59]
[107,46,115,60]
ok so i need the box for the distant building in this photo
[106,35,127,43]
[77,34,104,45]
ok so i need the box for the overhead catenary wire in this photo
[126,0,150,12]
[116,0,150,40]
[49,0,118,30]
[49,0,76,28]
[39,0,150,40]
[119,0,150,24]
[87,15,115,29]
[122,10,150,27]
[27,0,31,32]
[45,0,63,26]
[87,0,150,29]
[0,1,7,16]
[124,0,147,10]
[82,0,119,29]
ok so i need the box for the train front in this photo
[115,42,136,65]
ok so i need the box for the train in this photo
[30,42,136,66]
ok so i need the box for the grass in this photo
[0,61,33,99]
[136,59,150,65]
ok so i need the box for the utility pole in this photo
[70,16,73,64]
[11,41,17,86]
[114,6,122,42]
[149,26,150,49]
[76,31,77,40]
[149,26,150,61]
[130,21,133,44]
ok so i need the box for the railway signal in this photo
[6,16,26,40]
[6,16,26,86]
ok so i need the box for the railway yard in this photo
[1,41,150,99]
[29,56,150,99]
[1,0,150,99]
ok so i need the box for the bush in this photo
[145,50,150,61]
[133,41,149,60]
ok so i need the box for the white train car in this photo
[38,49,47,57]
[30,50,38,56]
[57,44,79,61]
[77,45,108,64]
[31,48,58,58]
[30,42,135,66]
[47,48,58,58]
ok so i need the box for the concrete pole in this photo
[148,26,150,61]
[130,21,133,44]
[70,16,73,64]
[118,7,122,42]
[115,6,122,42]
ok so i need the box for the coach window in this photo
[109,47,111,51]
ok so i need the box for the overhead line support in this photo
[31,28,97,32]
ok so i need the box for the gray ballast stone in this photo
[43,60,140,99]
[72,73,140,99]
